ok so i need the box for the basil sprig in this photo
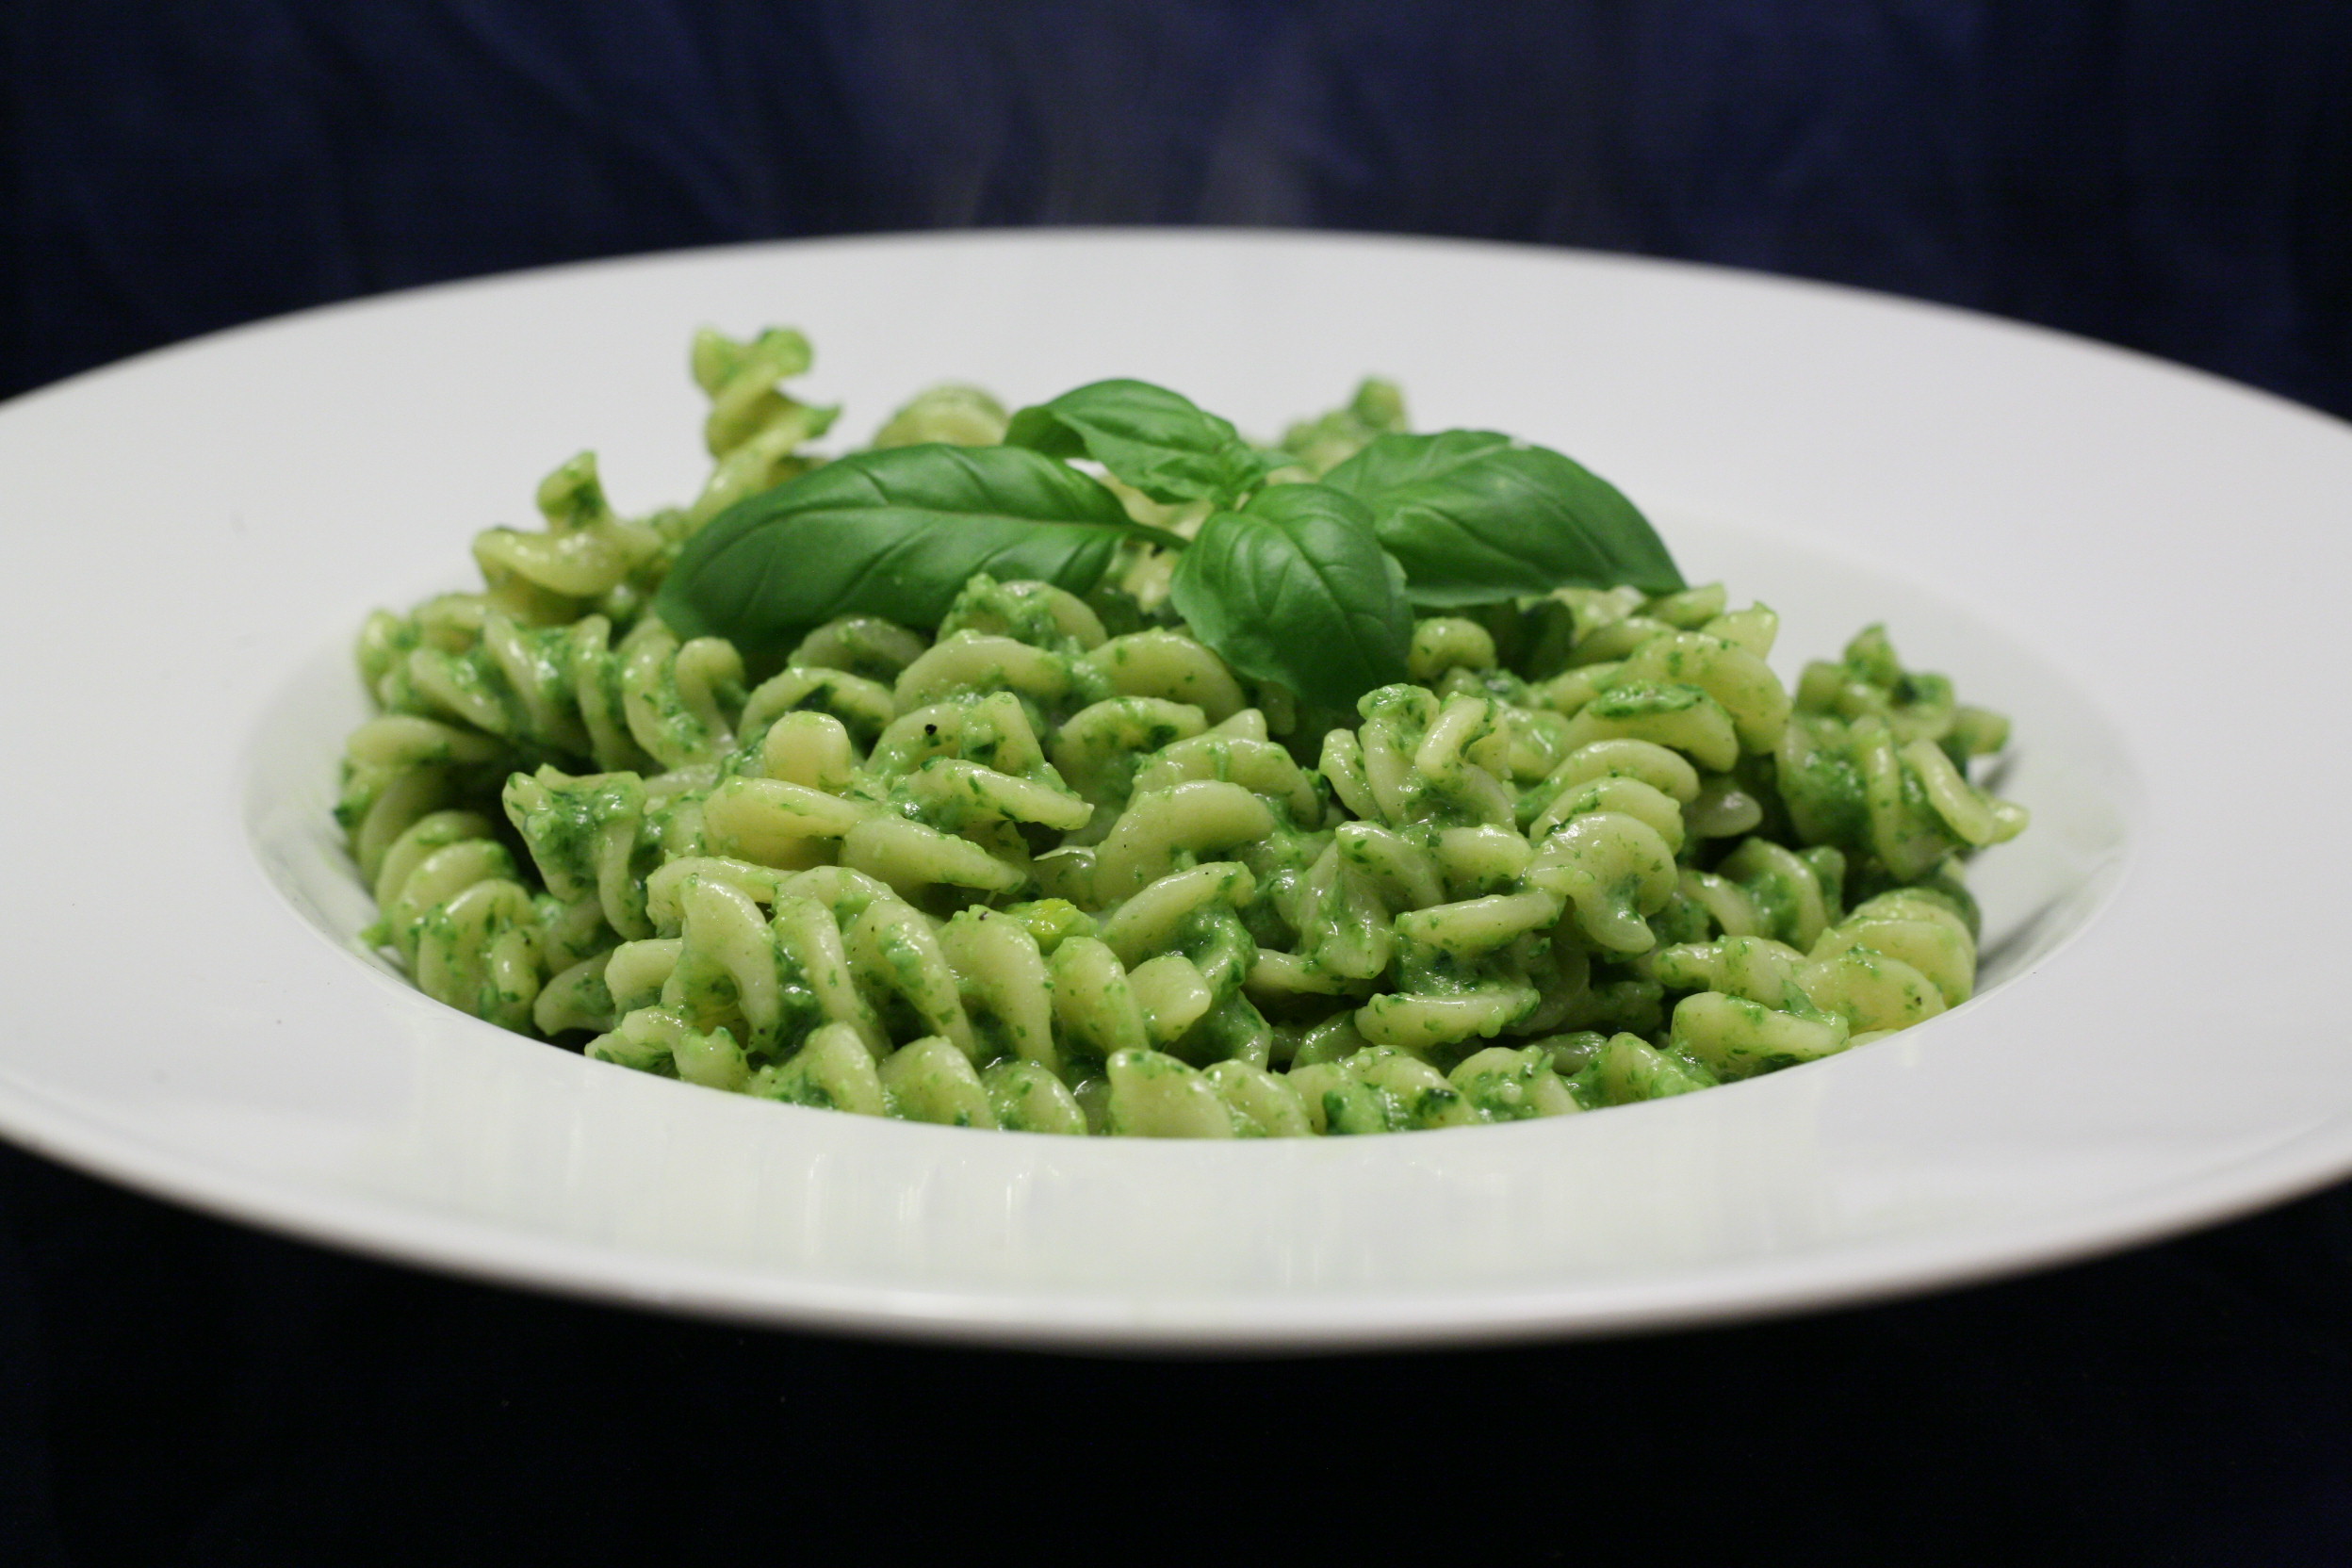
[1004,379,1281,507]
[655,443,1183,662]
[656,375,1683,710]
[1168,484,1413,711]
[1324,431,1684,606]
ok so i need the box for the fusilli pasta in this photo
[336,330,2027,1136]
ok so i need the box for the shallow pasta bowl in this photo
[0,229,2342,1349]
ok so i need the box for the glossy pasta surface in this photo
[337,332,2027,1136]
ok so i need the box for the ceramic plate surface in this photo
[2,230,2344,1349]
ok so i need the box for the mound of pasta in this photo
[338,328,2026,1136]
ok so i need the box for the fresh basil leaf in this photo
[1323,430,1683,605]
[656,443,1174,660]
[1168,483,1413,711]
[1004,379,1279,507]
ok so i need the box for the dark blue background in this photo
[7,3,2351,1560]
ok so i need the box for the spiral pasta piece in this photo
[471,453,667,624]
[368,809,545,1034]
[686,327,840,524]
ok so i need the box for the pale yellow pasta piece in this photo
[1684,776,1765,839]
[1851,889,1973,946]
[840,816,1024,898]
[1513,939,1594,1037]
[1901,737,2029,848]
[644,857,790,933]
[621,627,743,769]
[1104,1049,1238,1137]
[1852,720,1951,882]
[1700,603,1778,659]
[1526,811,1678,953]
[534,956,615,1037]
[1303,1047,1480,1133]
[870,692,1048,779]
[1612,631,1789,753]
[739,667,897,746]
[1533,661,1622,717]
[670,1018,753,1091]
[1086,630,1245,721]
[603,938,682,1016]
[1049,937,1152,1062]
[1527,774,1687,851]
[771,893,888,1057]
[1296,842,1396,980]
[1408,617,1497,681]
[1718,839,1832,952]
[1100,861,1255,968]
[1797,945,1948,1034]
[982,1059,1088,1135]
[788,614,928,681]
[1029,845,1097,906]
[881,1035,998,1128]
[902,759,1092,832]
[1204,708,1268,741]
[1393,694,1517,826]
[1670,991,1850,1079]
[1448,1045,1582,1120]
[1131,734,1322,825]
[1356,984,1539,1053]
[1651,935,1810,1008]
[1052,697,1208,810]
[1243,947,1360,999]
[1534,738,1700,807]
[1558,683,1740,772]
[589,1006,705,1078]
[1317,728,1382,821]
[345,713,506,774]
[500,773,659,938]
[939,577,1106,649]
[1332,822,1446,910]
[894,631,1075,710]
[413,876,540,1032]
[472,454,662,602]
[939,909,1059,1073]
[755,711,858,791]
[702,776,874,865]
[491,617,597,754]
[1092,780,1276,901]
[372,809,497,914]
[1673,868,1765,939]
[1569,613,1674,666]
[752,1021,888,1115]
[1396,890,1563,957]
[348,763,476,884]
[1128,955,1216,1047]
[383,836,515,965]
[846,900,974,1057]
[1811,914,1974,1009]
[1202,1060,1314,1136]
[662,877,784,1045]
[1642,583,1728,629]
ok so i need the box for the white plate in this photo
[2,230,2344,1350]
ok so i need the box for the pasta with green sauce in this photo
[337,327,2027,1137]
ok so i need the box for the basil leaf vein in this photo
[655,443,1169,660]
[1168,483,1413,711]
[1324,430,1684,606]
[1004,379,1278,507]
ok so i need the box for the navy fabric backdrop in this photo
[9,2,2352,414]
[7,3,2352,1560]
